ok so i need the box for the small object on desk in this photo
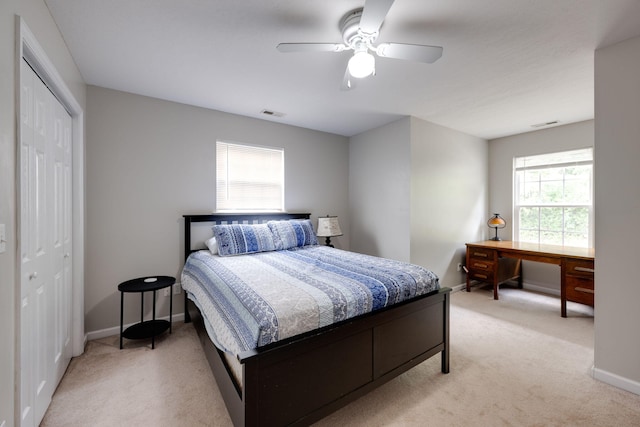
[118,275,175,349]
[487,213,506,241]
[316,215,343,247]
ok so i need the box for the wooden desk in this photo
[465,241,595,317]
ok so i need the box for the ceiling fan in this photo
[276,0,443,90]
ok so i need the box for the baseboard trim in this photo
[86,312,186,341]
[593,366,640,396]
[522,281,560,297]
[464,280,560,297]
[451,283,467,293]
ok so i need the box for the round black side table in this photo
[118,275,175,349]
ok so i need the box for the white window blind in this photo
[216,141,284,212]
[514,148,593,247]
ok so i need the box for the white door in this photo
[19,58,73,427]
[50,76,73,386]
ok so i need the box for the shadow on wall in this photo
[85,291,121,334]
[451,248,468,286]
[351,229,380,257]
[86,285,176,335]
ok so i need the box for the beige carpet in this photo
[41,287,640,426]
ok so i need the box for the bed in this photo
[182,213,451,426]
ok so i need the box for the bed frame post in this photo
[184,215,192,323]
[442,289,450,374]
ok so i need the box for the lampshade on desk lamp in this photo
[316,215,343,247]
[487,213,506,241]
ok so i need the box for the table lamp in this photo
[316,215,343,247]
[487,213,506,241]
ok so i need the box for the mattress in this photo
[181,245,440,358]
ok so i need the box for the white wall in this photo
[349,117,412,261]
[410,117,488,287]
[488,120,594,293]
[85,86,349,333]
[349,116,488,288]
[593,35,640,394]
[1,1,86,425]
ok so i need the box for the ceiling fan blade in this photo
[376,43,443,63]
[277,43,346,53]
[359,0,395,35]
[340,66,356,91]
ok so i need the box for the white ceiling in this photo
[45,0,640,139]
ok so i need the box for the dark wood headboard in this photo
[183,212,311,261]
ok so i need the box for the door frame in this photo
[16,13,85,376]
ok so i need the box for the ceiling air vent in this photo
[531,120,560,128]
[261,109,284,118]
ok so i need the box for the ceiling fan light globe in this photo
[348,51,375,78]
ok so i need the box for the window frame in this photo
[513,148,594,248]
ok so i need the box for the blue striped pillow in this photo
[268,219,319,250]
[213,223,277,256]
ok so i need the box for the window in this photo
[514,148,593,248]
[216,141,284,212]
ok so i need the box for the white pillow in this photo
[205,236,218,255]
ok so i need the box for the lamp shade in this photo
[487,213,506,229]
[316,216,343,237]
[487,213,506,241]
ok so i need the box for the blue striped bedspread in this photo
[181,245,440,358]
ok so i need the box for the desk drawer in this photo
[469,270,494,283]
[469,260,494,272]
[468,248,495,261]
[565,259,595,278]
[565,276,594,306]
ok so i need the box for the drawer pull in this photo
[574,287,594,294]
[473,252,488,258]
[574,266,595,273]
[473,263,488,269]
[474,274,488,279]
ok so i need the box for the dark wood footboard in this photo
[188,287,450,426]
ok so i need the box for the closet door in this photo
[51,87,73,386]
[20,58,51,426]
[19,58,73,427]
